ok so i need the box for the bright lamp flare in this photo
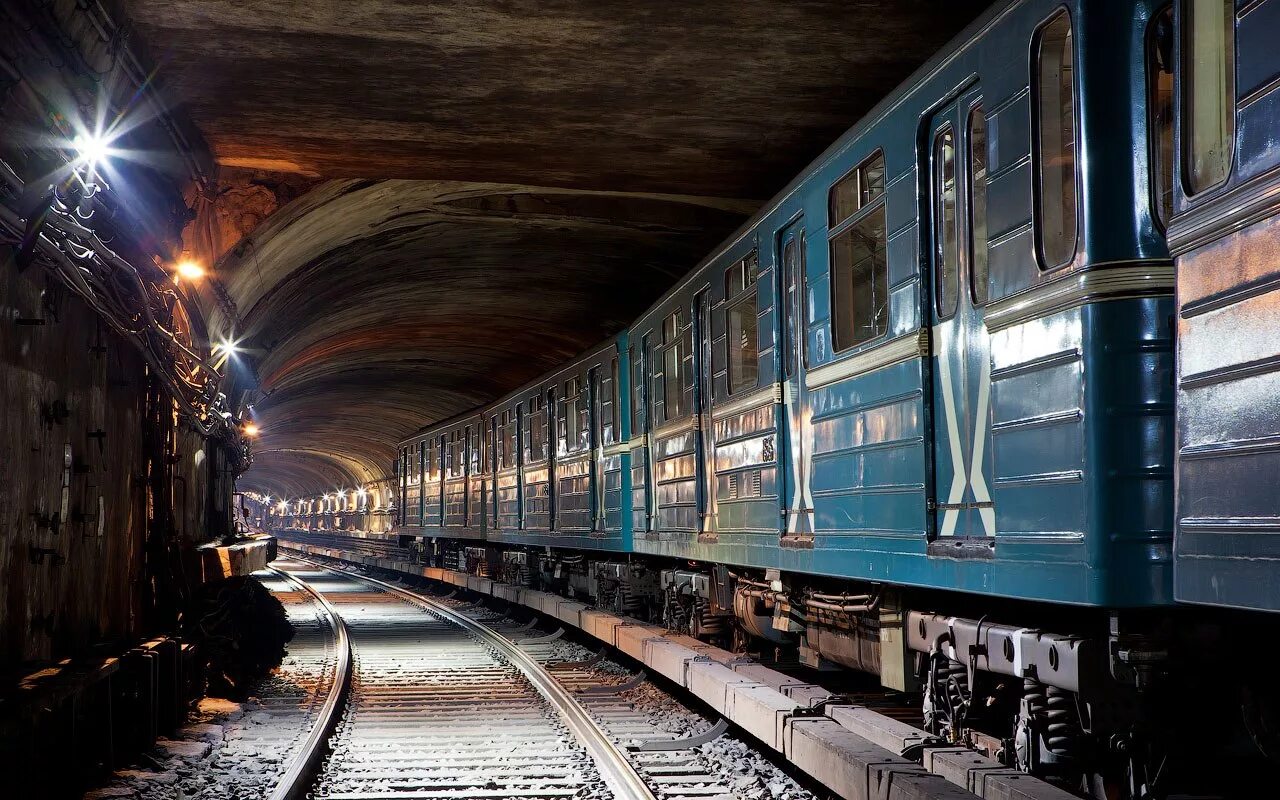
[242,422,260,437]
[175,260,205,281]
[73,133,114,167]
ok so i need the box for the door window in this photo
[968,106,989,304]
[1183,0,1234,194]
[1034,11,1078,268]
[661,309,689,420]
[781,236,799,378]
[933,124,959,317]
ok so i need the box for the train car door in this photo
[777,219,814,541]
[692,289,715,537]
[924,91,995,542]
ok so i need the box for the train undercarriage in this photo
[398,534,1276,799]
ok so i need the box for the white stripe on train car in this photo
[934,323,967,537]
[969,351,995,535]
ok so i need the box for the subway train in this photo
[278,0,1280,795]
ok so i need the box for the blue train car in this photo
[396,412,487,541]
[347,1,1280,791]
[631,0,1174,609]
[397,336,633,554]
[485,337,632,553]
[1170,0,1280,613]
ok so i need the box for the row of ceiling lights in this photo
[258,486,370,512]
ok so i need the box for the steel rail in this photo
[265,565,353,800]
[289,554,659,800]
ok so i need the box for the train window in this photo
[662,344,686,419]
[662,310,689,420]
[933,124,959,317]
[1147,7,1174,226]
[577,381,589,449]
[453,433,466,478]
[724,251,758,296]
[724,253,759,392]
[662,307,686,343]
[526,395,545,462]
[830,204,888,352]
[1034,11,1079,268]
[829,151,885,228]
[781,238,798,378]
[631,343,644,436]
[781,232,808,377]
[500,410,516,469]
[610,356,620,443]
[968,106,990,304]
[1184,0,1234,194]
[563,378,581,451]
[724,253,759,395]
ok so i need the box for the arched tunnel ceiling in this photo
[115,0,991,497]
[215,180,754,498]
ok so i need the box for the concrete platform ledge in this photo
[197,534,276,582]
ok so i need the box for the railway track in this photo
[417,579,805,800]
[271,560,662,800]
[263,564,351,800]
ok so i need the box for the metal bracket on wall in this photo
[32,509,61,536]
[40,399,70,427]
[28,545,65,566]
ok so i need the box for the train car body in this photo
[1170,0,1280,613]
[628,0,1174,608]
[397,336,632,553]
[397,412,487,541]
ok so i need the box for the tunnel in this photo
[4,1,1280,799]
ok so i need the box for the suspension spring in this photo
[597,579,619,611]
[1023,679,1084,760]
[695,596,726,637]
[664,586,691,633]
[618,583,643,614]
[927,653,969,739]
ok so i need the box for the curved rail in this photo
[265,565,353,800]
[292,555,659,800]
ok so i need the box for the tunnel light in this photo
[356,487,367,498]
[242,422,260,437]
[174,259,205,282]
[73,132,115,169]
[213,338,241,356]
